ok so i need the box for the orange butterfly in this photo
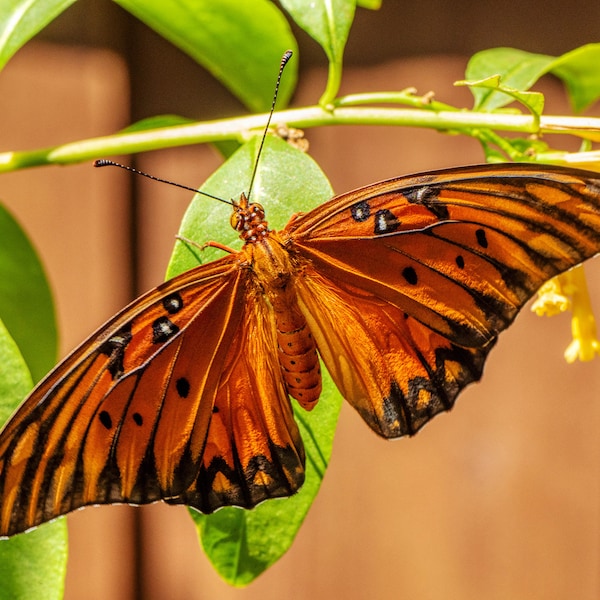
[1,162,600,537]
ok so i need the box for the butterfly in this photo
[0,161,600,538]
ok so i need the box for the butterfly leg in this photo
[176,235,237,255]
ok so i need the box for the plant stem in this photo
[1,104,599,173]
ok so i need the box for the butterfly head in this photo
[231,193,270,243]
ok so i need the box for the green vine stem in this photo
[1,99,600,172]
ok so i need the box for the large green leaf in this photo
[0,0,76,72]
[167,136,335,271]
[113,0,298,112]
[166,136,342,585]
[0,202,57,384]
[0,320,67,600]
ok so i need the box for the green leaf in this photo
[456,75,545,117]
[0,317,32,424]
[466,44,600,113]
[550,44,600,112]
[0,0,77,72]
[280,0,356,104]
[357,0,381,8]
[166,136,342,584]
[280,0,355,59]
[0,320,67,600]
[113,0,298,112]
[0,519,68,600]
[465,47,553,112]
[0,202,57,384]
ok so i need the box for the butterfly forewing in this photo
[290,164,600,345]
[0,257,248,536]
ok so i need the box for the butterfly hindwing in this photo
[168,289,305,513]
[296,266,492,437]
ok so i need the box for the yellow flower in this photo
[531,275,570,316]
[528,156,600,362]
[562,267,600,363]
[532,266,600,362]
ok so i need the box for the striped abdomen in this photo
[270,285,321,410]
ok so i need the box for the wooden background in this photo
[1,2,600,598]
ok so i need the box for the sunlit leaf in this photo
[466,44,600,113]
[0,202,57,384]
[550,44,600,112]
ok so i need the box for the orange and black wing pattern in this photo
[2,161,600,535]
[289,163,600,437]
[0,253,303,537]
[167,286,305,513]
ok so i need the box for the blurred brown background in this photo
[1,1,600,599]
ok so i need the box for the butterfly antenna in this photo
[246,49,293,202]
[93,159,234,206]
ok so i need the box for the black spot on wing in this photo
[404,184,450,219]
[475,228,488,248]
[350,201,371,222]
[163,292,184,314]
[402,266,418,285]
[374,209,400,235]
[455,255,465,269]
[152,316,179,344]
[99,410,112,430]
[176,377,190,398]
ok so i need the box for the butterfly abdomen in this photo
[247,234,322,411]
[271,287,321,411]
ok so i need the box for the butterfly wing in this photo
[288,163,600,437]
[295,268,492,438]
[167,288,305,513]
[0,254,304,536]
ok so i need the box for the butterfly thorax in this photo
[235,201,321,411]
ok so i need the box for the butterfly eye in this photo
[230,210,244,231]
